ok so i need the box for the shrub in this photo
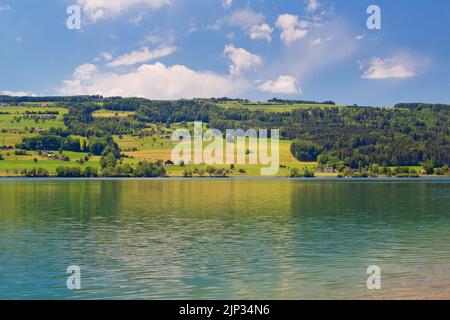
[21,168,49,177]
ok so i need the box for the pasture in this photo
[217,101,343,113]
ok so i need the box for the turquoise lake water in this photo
[0,179,449,299]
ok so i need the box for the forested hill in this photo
[2,96,450,168]
[394,103,450,111]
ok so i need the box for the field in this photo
[0,106,68,131]
[217,101,342,113]
[0,105,95,176]
[92,109,136,118]
[115,134,315,177]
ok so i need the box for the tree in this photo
[291,140,323,162]
[206,166,215,177]
[422,160,434,175]
[290,168,300,177]
[183,169,193,177]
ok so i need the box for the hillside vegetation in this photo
[1,96,449,178]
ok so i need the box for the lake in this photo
[0,179,449,299]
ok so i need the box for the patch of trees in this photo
[290,167,315,178]
[17,135,85,152]
[56,166,98,178]
[0,95,103,104]
[394,103,450,111]
[24,111,59,115]
[99,161,166,177]
[63,104,145,136]
[21,168,49,177]
[291,140,323,162]
[268,98,336,105]
[17,135,65,151]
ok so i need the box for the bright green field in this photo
[0,132,29,145]
[0,106,67,131]
[0,150,138,176]
[217,101,343,113]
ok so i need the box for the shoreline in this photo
[1,176,450,182]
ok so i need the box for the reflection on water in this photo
[0,179,449,299]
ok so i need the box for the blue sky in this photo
[0,0,449,106]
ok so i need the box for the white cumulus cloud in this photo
[1,90,37,97]
[224,45,262,76]
[228,8,265,30]
[214,8,273,42]
[305,0,320,13]
[73,63,99,80]
[361,56,419,80]
[222,0,232,9]
[250,24,274,42]
[107,46,176,67]
[77,0,171,22]
[259,75,301,94]
[276,14,309,46]
[57,62,249,99]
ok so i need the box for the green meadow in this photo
[217,101,343,113]
[0,106,68,131]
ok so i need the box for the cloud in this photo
[276,14,309,46]
[222,0,232,9]
[77,0,171,22]
[310,36,332,46]
[224,45,262,76]
[0,4,11,11]
[129,14,143,25]
[361,56,420,80]
[228,8,265,30]
[261,14,358,89]
[73,63,99,80]
[106,46,176,67]
[57,62,249,99]
[259,75,301,94]
[101,51,113,61]
[311,37,322,46]
[209,7,273,42]
[305,0,320,13]
[228,8,274,42]
[1,90,37,97]
[355,35,366,41]
[249,24,273,42]
[141,29,176,47]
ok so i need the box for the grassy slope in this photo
[115,134,315,177]
[0,106,68,131]
[217,101,342,113]
[92,109,136,118]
